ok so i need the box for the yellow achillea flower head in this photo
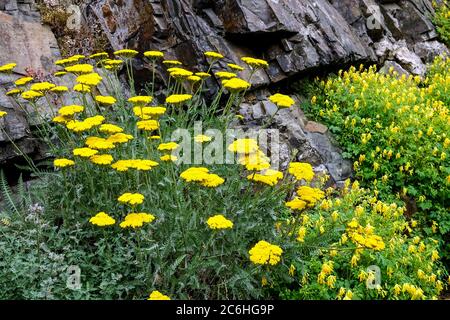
[0,111,8,118]
[285,197,307,211]
[52,115,71,124]
[144,51,164,59]
[103,59,123,71]
[204,51,224,59]
[89,212,115,226]
[99,124,123,134]
[195,72,211,79]
[133,106,166,118]
[85,136,115,150]
[58,105,84,117]
[288,162,314,181]
[238,152,270,171]
[150,135,161,140]
[180,167,225,187]
[148,291,170,300]
[73,83,91,93]
[0,63,17,73]
[160,155,178,162]
[163,60,182,66]
[194,134,212,143]
[6,89,22,96]
[215,71,237,79]
[222,78,251,92]
[55,57,80,67]
[207,214,233,230]
[247,169,283,186]
[228,63,244,71]
[95,95,117,106]
[120,213,155,228]
[65,64,94,74]
[107,133,134,144]
[30,82,56,93]
[228,138,259,154]
[21,90,43,101]
[269,93,295,108]
[201,174,225,187]
[14,77,33,86]
[241,57,269,69]
[249,240,283,265]
[187,75,201,83]
[50,86,69,94]
[76,73,102,86]
[157,142,179,151]
[170,68,193,79]
[114,49,139,58]
[53,158,75,168]
[165,94,192,104]
[128,96,153,105]
[54,71,67,77]
[66,115,105,133]
[89,52,109,60]
[111,159,158,172]
[90,154,114,165]
[118,192,145,206]
[137,119,159,131]
[297,186,325,206]
[73,147,99,158]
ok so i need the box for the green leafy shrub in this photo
[302,56,450,264]
[433,0,450,47]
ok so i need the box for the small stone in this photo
[305,121,328,134]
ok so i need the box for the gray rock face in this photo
[1,0,448,177]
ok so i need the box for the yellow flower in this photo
[296,186,325,206]
[118,192,145,206]
[289,264,296,277]
[228,63,244,71]
[180,167,224,187]
[65,64,94,74]
[6,89,22,96]
[111,159,158,172]
[215,71,237,79]
[165,94,192,104]
[158,142,179,151]
[238,151,270,171]
[207,214,233,230]
[107,133,134,144]
[58,105,84,117]
[0,63,17,73]
[194,134,212,143]
[163,60,182,66]
[241,57,269,69]
[187,75,201,83]
[137,119,159,131]
[99,124,123,134]
[200,174,225,188]
[85,136,115,150]
[269,93,295,108]
[249,240,283,266]
[76,73,102,86]
[89,52,109,60]
[288,162,314,181]
[204,51,224,59]
[195,72,211,79]
[431,250,439,262]
[120,213,155,228]
[144,51,164,59]
[228,138,258,154]
[326,275,336,288]
[128,96,153,105]
[89,212,115,226]
[297,226,307,242]
[222,78,251,92]
[73,84,91,93]
[14,77,33,86]
[103,59,123,71]
[54,71,67,77]
[133,106,167,118]
[21,90,44,101]
[0,111,8,118]
[114,49,139,58]
[247,169,283,186]
[73,147,99,158]
[95,95,117,106]
[50,86,69,94]
[160,155,178,162]
[90,154,114,165]
[286,197,307,210]
[148,290,170,300]
[150,135,161,140]
[53,158,75,168]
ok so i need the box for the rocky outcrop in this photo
[1,0,448,182]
